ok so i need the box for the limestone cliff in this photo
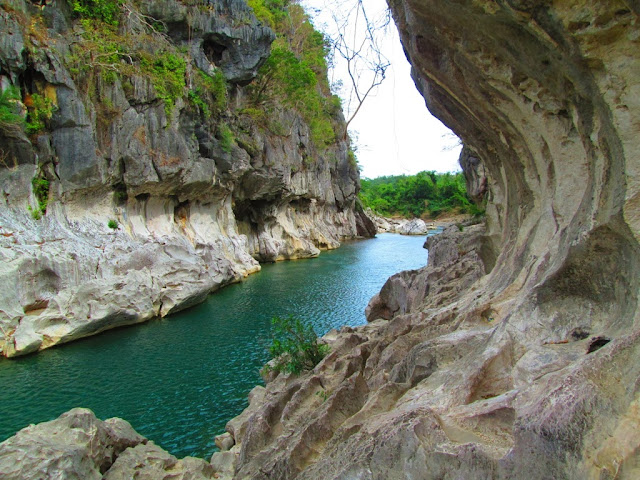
[0,0,367,357]
[207,1,640,479]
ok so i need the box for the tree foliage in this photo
[266,315,329,375]
[70,0,123,25]
[359,171,483,218]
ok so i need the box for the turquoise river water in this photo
[0,233,433,458]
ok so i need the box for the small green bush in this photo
[31,176,49,218]
[26,94,57,134]
[266,315,329,375]
[140,52,187,118]
[107,219,118,229]
[218,123,235,153]
[188,69,228,116]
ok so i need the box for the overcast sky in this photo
[301,0,462,179]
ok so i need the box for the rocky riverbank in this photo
[0,0,371,357]
[368,210,474,235]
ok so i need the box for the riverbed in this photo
[0,233,433,458]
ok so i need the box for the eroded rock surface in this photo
[4,0,640,478]
[210,1,640,479]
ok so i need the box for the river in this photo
[0,233,434,458]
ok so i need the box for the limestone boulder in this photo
[103,443,216,480]
[0,408,145,480]
[396,218,429,235]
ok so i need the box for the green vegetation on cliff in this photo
[360,171,482,218]
[247,0,343,147]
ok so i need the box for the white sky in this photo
[301,0,462,179]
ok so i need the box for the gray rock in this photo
[396,217,429,235]
[141,0,275,85]
[215,1,640,479]
[103,442,216,480]
[214,431,234,451]
[0,408,146,480]
[354,199,377,237]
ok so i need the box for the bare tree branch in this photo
[326,0,390,139]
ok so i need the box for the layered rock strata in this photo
[0,0,367,357]
[207,1,640,478]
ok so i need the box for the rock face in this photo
[396,217,429,235]
[0,408,216,480]
[0,0,367,357]
[208,1,640,479]
[367,210,436,235]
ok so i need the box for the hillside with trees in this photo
[359,171,482,218]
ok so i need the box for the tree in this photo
[265,315,329,375]
[321,0,391,138]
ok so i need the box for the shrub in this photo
[188,69,227,116]
[31,176,49,218]
[266,315,329,375]
[107,219,118,229]
[70,0,123,25]
[140,52,187,118]
[0,86,24,131]
[26,94,57,134]
[218,122,235,153]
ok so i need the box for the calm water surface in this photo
[0,233,433,458]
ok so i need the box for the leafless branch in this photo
[326,0,390,139]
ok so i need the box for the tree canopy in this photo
[359,171,483,218]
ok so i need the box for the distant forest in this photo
[359,171,482,218]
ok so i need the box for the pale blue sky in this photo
[301,0,462,178]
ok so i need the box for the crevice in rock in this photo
[586,336,610,354]
[203,36,227,66]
